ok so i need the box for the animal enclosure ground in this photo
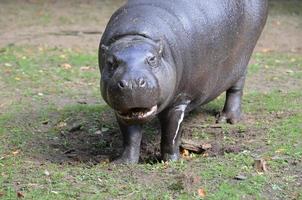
[0,0,301,199]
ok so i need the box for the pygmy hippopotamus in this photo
[99,0,268,163]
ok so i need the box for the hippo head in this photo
[100,36,177,124]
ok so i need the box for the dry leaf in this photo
[44,170,50,176]
[57,122,67,128]
[61,63,72,69]
[180,148,190,157]
[0,191,4,197]
[275,148,285,154]
[4,63,12,67]
[286,70,294,74]
[80,66,91,71]
[197,188,206,198]
[260,48,272,53]
[290,58,296,62]
[17,191,24,198]
[202,152,209,157]
[15,77,21,81]
[12,150,20,156]
[254,158,268,172]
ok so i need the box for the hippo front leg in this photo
[114,117,142,164]
[217,75,246,124]
[159,101,190,161]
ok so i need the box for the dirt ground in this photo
[0,0,302,53]
[0,1,301,199]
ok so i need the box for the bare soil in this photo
[0,0,302,53]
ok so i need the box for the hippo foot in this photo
[216,111,241,124]
[162,152,180,162]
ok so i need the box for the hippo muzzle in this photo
[107,67,160,123]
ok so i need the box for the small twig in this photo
[63,149,76,154]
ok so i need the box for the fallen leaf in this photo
[197,188,206,198]
[254,158,268,172]
[15,77,21,81]
[12,150,20,156]
[275,148,286,154]
[260,48,272,53]
[290,58,296,62]
[17,191,24,198]
[101,127,109,132]
[180,148,190,157]
[61,63,72,69]
[44,170,50,176]
[80,66,91,71]
[0,191,4,197]
[4,63,12,67]
[57,122,67,128]
[202,153,209,157]
[37,92,44,96]
[59,54,66,59]
[286,70,294,74]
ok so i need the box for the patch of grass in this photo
[0,46,99,107]
[269,0,302,16]
[1,47,302,199]
[267,114,302,159]
[244,90,301,113]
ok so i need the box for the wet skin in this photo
[99,0,268,163]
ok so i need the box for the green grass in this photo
[269,0,302,16]
[0,46,302,199]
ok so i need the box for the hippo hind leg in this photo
[217,75,246,124]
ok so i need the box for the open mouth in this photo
[116,105,158,121]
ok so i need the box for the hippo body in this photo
[99,0,268,163]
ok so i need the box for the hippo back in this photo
[100,0,268,105]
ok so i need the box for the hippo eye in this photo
[146,55,158,67]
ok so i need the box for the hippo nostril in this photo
[138,78,146,87]
[118,80,128,89]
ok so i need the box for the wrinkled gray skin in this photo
[99,0,268,163]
